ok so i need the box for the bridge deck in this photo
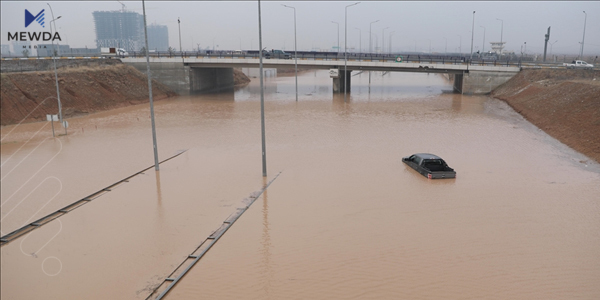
[122,57,520,74]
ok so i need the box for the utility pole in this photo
[580,11,587,59]
[480,26,485,53]
[282,4,298,102]
[355,28,361,53]
[543,26,551,62]
[258,0,267,177]
[142,0,160,171]
[470,11,475,60]
[496,18,504,55]
[332,21,340,53]
[344,2,360,103]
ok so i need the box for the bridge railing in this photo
[124,51,525,67]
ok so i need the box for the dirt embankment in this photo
[491,69,600,162]
[233,68,251,85]
[1,64,177,126]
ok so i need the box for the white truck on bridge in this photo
[563,60,594,69]
[101,47,128,58]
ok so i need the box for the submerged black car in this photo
[402,153,456,179]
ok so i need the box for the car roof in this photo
[413,153,443,160]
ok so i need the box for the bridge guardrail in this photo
[4,51,597,70]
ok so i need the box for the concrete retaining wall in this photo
[127,62,190,95]
[461,70,519,94]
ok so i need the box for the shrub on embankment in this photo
[491,69,600,162]
[0,64,177,126]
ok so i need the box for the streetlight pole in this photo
[258,0,267,177]
[457,34,462,55]
[470,11,475,60]
[549,40,558,55]
[369,20,379,86]
[355,28,361,53]
[332,21,339,53]
[496,18,503,55]
[142,0,160,171]
[428,39,431,54]
[480,25,485,53]
[369,20,379,53]
[580,11,587,59]
[178,17,182,54]
[443,37,448,54]
[47,3,63,127]
[382,27,389,54]
[389,31,395,53]
[344,2,360,103]
[282,4,298,102]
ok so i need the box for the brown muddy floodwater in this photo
[1,70,599,299]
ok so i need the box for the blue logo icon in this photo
[25,9,45,28]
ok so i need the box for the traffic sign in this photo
[395,56,403,62]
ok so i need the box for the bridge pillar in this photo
[189,67,234,93]
[332,70,352,93]
[453,73,464,94]
[461,70,519,94]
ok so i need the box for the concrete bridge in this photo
[122,56,520,95]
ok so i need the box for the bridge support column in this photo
[332,70,352,93]
[189,67,234,93]
[453,73,465,94]
[460,70,519,94]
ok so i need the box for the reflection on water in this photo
[260,176,272,298]
[1,70,599,300]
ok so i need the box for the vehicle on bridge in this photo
[101,47,128,58]
[264,49,291,59]
[402,153,456,179]
[563,60,594,69]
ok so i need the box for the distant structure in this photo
[147,24,169,52]
[92,10,169,53]
[93,10,144,52]
[1,44,11,56]
[37,44,70,57]
[12,41,33,56]
[490,42,506,55]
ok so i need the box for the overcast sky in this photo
[2,1,599,56]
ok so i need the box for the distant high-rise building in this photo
[147,24,169,52]
[93,10,144,52]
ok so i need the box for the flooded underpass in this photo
[2,70,599,299]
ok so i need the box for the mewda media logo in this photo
[7,8,61,42]
[25,9,45,28]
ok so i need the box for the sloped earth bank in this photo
[491,69,600,162]
[0,64,177,126]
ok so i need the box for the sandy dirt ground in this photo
[491,69,600,162]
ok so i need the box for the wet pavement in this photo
[2,70,599,299]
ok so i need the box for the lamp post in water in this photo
[344,2,360,103]
[142,0,160,171]
[282,4,298,102]
[258,0,267,176]
[47,3,63,129]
